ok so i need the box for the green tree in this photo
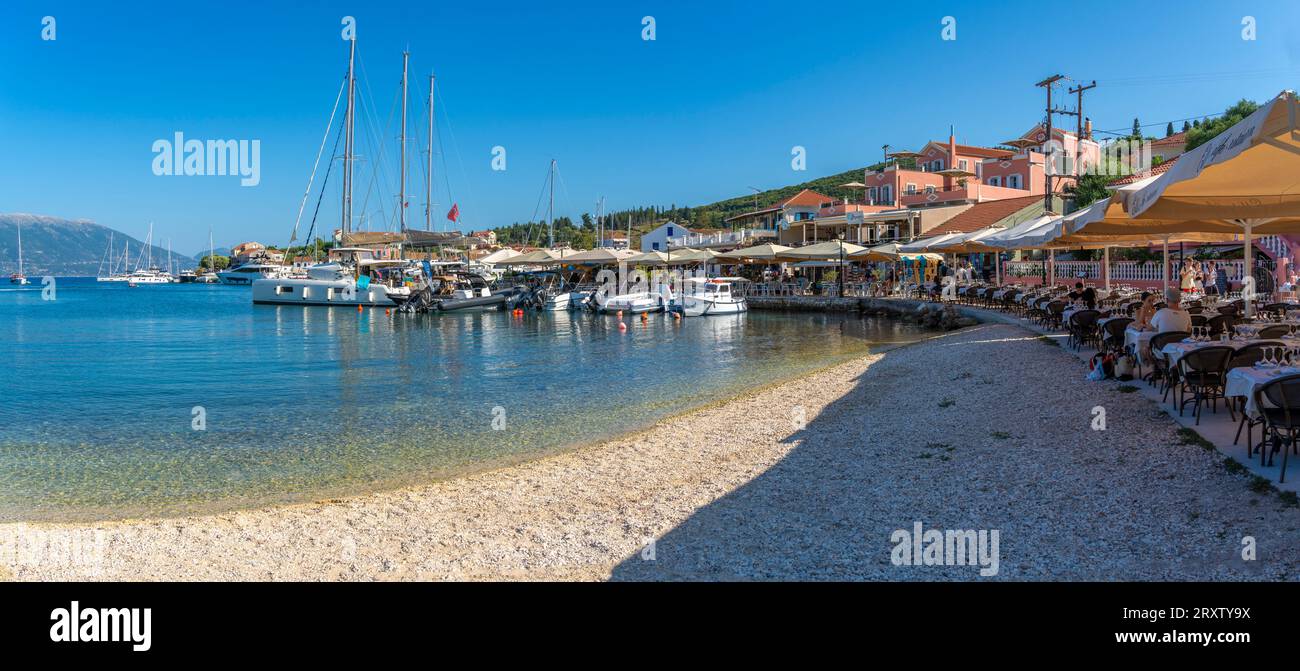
[1131,117,1141,138]
[1184,99,1260,151]
[1182,120,1191,132]
[1166,122,1174,137]
[199,255,230,270]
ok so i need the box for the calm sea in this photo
[0,277,932,521]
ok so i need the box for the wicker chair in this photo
[1257,324,1292,339]
[1102,317,1134,354]
[1066,309,1102,351]
[1253,373,1300,481]
[1148,331,1191,394]
[1177,346,1234,424]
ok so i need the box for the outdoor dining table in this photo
[1159,333,1297,368]
[1226,365,1300,417]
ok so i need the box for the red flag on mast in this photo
[446,203,460,223]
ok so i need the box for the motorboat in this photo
[394,269,527,312]
[219,263,284,285]
[681,277,748,317]
[252,248,414,307]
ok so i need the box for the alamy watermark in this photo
[152,132,261,186]
[890,521,1000,576]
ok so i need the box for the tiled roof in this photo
[1107,156,1178,186]
[778,188,833,207]
[925,195,1047,234]
[1151,131,1187,147]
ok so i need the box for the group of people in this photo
[1178,260,1229,296]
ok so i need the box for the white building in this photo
[639,221,683,252]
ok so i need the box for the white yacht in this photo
[218,263,283,285]
[251,247,414,307]
[595,289,667,314]
[681,278,748,317]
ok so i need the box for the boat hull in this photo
[251,278,400,307]
[682,297,747,317]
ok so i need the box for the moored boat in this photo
[681,277,748,317]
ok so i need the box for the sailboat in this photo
[10,219,29,284]
[98,238,133,282]
[253,42,421,307]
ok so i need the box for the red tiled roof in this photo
[925,195,1047,235]
[1107,156,1178,186]
[1151,131,1187,147]
[777,188,832,207]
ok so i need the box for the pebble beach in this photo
[4,322,1299,581]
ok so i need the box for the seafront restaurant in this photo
[903,91,1300,489]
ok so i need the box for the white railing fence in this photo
[1003,260,1246,283]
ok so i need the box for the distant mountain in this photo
[0,214,200,277]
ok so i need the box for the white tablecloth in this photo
[1159,339,1251,368]
[1226,366,1300,417]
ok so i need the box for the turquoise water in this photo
[0,278,932,521]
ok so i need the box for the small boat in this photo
[395,270,526,312]
[596,290,667,314]
[681,277,748,316]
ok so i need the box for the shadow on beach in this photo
[608,324,1293,582]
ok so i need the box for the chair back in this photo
[1150,331,1191,356]
[1257,324,1291,339]
[1216,304,1239,317]
[1104,317,1134,339]
[1069,309,1101,330]
[1255,373,1300,429]
[1190,314,1208,327]
[1206,314,1235,337]
[1179,345,1234,377]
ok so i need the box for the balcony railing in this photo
[668,229,775,250]
[1003,260,1246,283]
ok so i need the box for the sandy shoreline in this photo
[4,323,1299,581]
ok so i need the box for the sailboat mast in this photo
[16,220,22,276]
[426,74,434,232]
[399,50,409,234]
[342,36,357,237]
[548,159,556,248]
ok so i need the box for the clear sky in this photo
[2,0,1298,254]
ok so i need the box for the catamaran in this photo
[252,247,414,306]
[9,218,29,284]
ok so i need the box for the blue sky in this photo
[2,0,1298,254]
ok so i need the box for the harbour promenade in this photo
[753,292,1300,495]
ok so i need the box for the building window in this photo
[958,159,968,171]
[1007,174,1022,189]
[924,185,936,194]
[652,242,660,250]
[987,176,1001,187]
[666,226,674,237]
[881,186,893,204]
[905,183,917,195]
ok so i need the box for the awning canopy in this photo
[776,240,868,261]
[716,243,794,263]
[559,248,639,265]
[898,232,965,253]
[1129,90,1300,226]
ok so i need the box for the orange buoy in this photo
[673,312,681,321]
[385,308,391,316]
[640,313,648,322]
[618,322,627,331]
[357,304,363,313]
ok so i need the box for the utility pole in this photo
[1069,80,1097,180]
[1035,74,1079,214]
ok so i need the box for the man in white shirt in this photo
[1149,288,1193,333]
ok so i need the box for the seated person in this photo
[1067,282,1097,309]
[1148,288,1192,333]
[1132,292,1158,330]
